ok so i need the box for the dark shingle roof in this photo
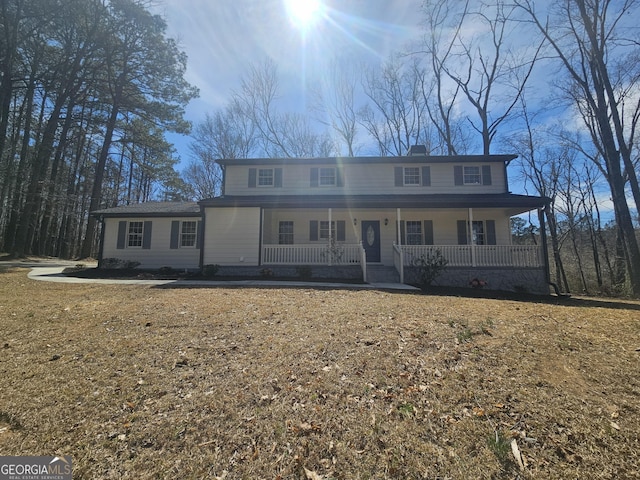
[217,154,517,166]
[92,201,201,218]
[199,193,549,214]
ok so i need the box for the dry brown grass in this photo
[1,266,639,479]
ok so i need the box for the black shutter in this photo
[399,220,406,244]
[337,220,345,241]
[424,220,434,245]
[170,221,179,249]
[142,221,152,249]
[454,166,463,185]
[248,168,257,188]
[482,165,492,185]
[486,220,496,245]
[336,168,344,187]
[421,166,431,186]
[309,220,318,241]
[196,221,202,249]
[457,220,468,245]
[117,221,127,249]
[274,168,283,187]
[395,167,403,186]
[310,168,319,187]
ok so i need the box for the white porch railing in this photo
[263,243,364,266]
[398,245,543,268]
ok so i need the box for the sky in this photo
[151,0,424,160]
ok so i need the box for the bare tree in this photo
[311,60,360,156]
[418,0,542,154]
[359,58,429,156]
[515,0,640,295]
[235,59,333,158]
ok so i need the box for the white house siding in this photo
[202,207,261,265]
[102,217,200,269]
[224,162,506,196]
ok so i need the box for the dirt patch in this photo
[1,267,639,479]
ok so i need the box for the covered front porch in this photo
[259,205,546,284]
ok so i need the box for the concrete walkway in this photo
[2,260,418,291]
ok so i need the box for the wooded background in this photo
[1,0,639,295]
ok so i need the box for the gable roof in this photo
[92,201,201,218]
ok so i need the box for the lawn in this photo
[1,266,639,479]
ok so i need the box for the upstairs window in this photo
[258,168,274,186]
[454,165,491,186]
[404,167,421,186]
[180,221,197,247]
[395,166,430,187]
[319,167,336,186]
[463,166,481,185]
[128,221,144,247]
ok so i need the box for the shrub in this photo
[412,250,448,290]
[101,258,140,270]
[260,268,274,278]
[158,266,174,274]
[202,264,219,278]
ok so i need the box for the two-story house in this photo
[94,148,551,293]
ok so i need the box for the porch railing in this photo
[398,244,543,268]
[262,243,364,266]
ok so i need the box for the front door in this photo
[361,220,381,262]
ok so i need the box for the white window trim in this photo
[127,221,144,248]
[319,220,336,240]
[403,167,421,186]
[258,168,274,187]
[463,166,482,185]
[319,167,336,187]
[180,221,197,248]
[405,220,423,245]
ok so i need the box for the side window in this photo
[180,221,197,247]
[128,221,144,247]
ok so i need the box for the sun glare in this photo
[285,0,324,29]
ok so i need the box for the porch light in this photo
[384,218,389,226]
[353,218,357,225]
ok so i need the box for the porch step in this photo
[366,265,401,284]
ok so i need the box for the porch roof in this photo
[199,193,549,213]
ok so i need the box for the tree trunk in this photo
[80,99,120,259]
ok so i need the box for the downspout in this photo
[97,215,105,268]
[198,205,205,271]
[258,207,264,266]
[538,205,563,296]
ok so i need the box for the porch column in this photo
[396,208,401,245]
[469,207,476,267]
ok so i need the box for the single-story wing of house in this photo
[93,148,551,293]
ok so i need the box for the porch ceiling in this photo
[199,193,549,213]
